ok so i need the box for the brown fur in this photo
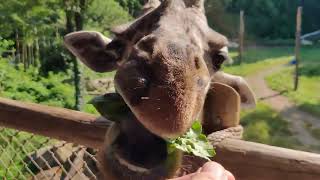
[64,0,256,179]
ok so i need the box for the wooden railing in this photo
[0,97,319,180]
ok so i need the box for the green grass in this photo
[304,122,320,141]
[224,47,293,76]
[241,103,301,149]
[265,46,320,117]
[311,128,320,140]
[224,56,291,76]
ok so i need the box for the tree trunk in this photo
[35,39,40,67]
[75,0,85,31]
[31,44,35,66]
[66,5,74,33]
[22,43,27,71]
[27,44,32,67]
[71,0,86,111]
[15,30,21,64]
[64,0,86,111]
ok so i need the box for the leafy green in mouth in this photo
[166,121,215,161]
[89,93,215,161]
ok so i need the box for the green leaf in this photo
[191,121,202,134]
[89,93,131,122]
[167,121,215,161]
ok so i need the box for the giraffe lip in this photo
[106,121,182,179]
[110,118,168,171]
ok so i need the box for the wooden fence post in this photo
[294,6,303,91]
[239,10,245,64]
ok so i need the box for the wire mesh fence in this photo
[0,127,100,180]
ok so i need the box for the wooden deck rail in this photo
[0,97,109,149]
[0,97,320,180]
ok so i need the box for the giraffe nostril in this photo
[127,77,150,106]
[194,57,200,69]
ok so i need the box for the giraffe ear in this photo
[64,31,124,72]
[212,72,256,109]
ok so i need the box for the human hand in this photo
[170,161,235,180]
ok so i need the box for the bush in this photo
[0,37,14,55]
[39,38,71,75]
[0,59,74,109]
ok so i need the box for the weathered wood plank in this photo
[214,139,320,180]
[0,97,109,149]
[0,98,320,179]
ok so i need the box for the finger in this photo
[225,170,235,180]
[168,173,196,180]
[201,162,225,177]
[191,172,217,180]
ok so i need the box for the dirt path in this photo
[245,65,320,150]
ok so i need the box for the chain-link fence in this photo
[0,127,100,180]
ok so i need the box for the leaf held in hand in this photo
[89,93,130,122]
[166,121,215,161]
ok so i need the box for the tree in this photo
[0,0,133,111]
[85,0,132,35]
[0,0,65,70]
[115,0,143,17]
[205,0,320,40]
[63,0,85,110]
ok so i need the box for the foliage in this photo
[206,0,320,39]
[39,37,71,74]
[115,0,143,17]
[167,121,215,161]
[86,0,132,36]
[0,0,63,39]
[0,37,14,55]
[241,103,301,149]
[0,59,74,109]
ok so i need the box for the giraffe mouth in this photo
[112,119,168,170]
[103,118,182,179]
[96,93,182,178]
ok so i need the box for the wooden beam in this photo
[214,139,320,180]
[0,97,109,149]
[0,98,320,179]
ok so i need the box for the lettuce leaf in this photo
[166,121,215,161]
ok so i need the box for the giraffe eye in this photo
[212,52,226,70]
